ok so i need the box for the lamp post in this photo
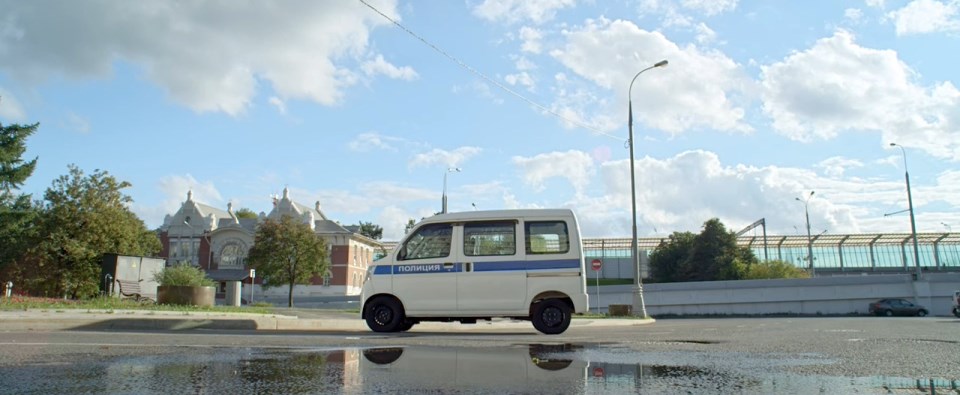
[890,143,922,279]
[628,59,667,318]
[795,191,815,277]
[442,167,461,214]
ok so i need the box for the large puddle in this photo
[2,344,957,394]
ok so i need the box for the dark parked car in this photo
[869,298,928,317]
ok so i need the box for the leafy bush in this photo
[152,263,216,287]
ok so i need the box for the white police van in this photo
[361,209,589,335]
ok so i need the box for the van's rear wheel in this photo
[365,296,405,333]
[531,299,571,335]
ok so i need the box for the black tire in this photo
[954,308,960,318]
[363,348,403,365]
[399,320,415,332]
[365,296,405,333]
[884,309,893,317]
[531,299,571,335]
[917,309,928,317]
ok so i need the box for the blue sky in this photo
[1,0,958,240]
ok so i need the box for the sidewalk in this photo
[0,309,654,332]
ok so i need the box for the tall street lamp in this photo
[795,191,815,277]
[890,142,922,279]
[442,167,461,214]
[628,59,667,318]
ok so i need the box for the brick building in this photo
[158,188,382,297]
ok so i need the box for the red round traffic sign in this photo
[591,259,602,271]
[593,367,604,377]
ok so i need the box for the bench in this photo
[116,279,154,303]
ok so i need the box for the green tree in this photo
[404,219,416,235]
[743,260,810,280]
[246,216,328,307]
[648,218,758,283]
[358,221,383,240]
[234,207,258,219]
[18,165,161,298]
[648,231,696,283]
[0,121,39,274]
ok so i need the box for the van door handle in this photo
[443,262,454,269]
[465,262,472,272]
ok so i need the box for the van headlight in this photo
[364,265,376,284]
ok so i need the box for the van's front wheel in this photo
[365,296,405,333]
[531,299,571,335]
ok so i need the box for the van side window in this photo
[464,221,516,256]
[399,223,452,260]
[525,221,569,254]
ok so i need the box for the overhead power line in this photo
[357,0,622,141]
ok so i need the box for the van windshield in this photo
[400,223,452,260]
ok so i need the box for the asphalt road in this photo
[1,317,958,393]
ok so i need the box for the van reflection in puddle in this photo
[358,345,588,393]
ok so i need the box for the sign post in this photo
[591,259,602,314]
[249,269,256,305]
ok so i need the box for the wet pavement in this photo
[1,344,957,394]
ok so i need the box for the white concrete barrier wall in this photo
[589,273,960,316]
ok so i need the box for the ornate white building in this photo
[158,188,382,297]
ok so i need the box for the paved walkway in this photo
[0,309,654,332]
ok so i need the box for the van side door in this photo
[457,220,527,313]
[392,222,458,313]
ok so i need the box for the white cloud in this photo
[0,1,401,116]
[519,26,544,53]
[866,0,887,9]
[512,150,595,195]
[638,0,738,26]
[348,132,401,152]
[816,156,865,178]
[504,71,535,89]
[568,149,959,237]
[550,18,752,134]
[408,146,483,168]
[694,22,717,44]
[361,54,419,81]
[514,56,536,71]
[472,0,577,25]
[844,8,864,23]
[760,29,960,160]
[64,112,90,134]
[0,88,26,121]
[268,96,287,115]
[681,0,738,16]
[887,0,960,35]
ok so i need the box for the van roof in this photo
[422,209,575,223]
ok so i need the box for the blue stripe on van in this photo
[371,259,581,275]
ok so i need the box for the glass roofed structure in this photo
[583,232,960,274]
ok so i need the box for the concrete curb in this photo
[0,309,655,332]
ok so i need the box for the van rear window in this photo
[525,221,569,254]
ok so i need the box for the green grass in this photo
[0,296,272,314]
